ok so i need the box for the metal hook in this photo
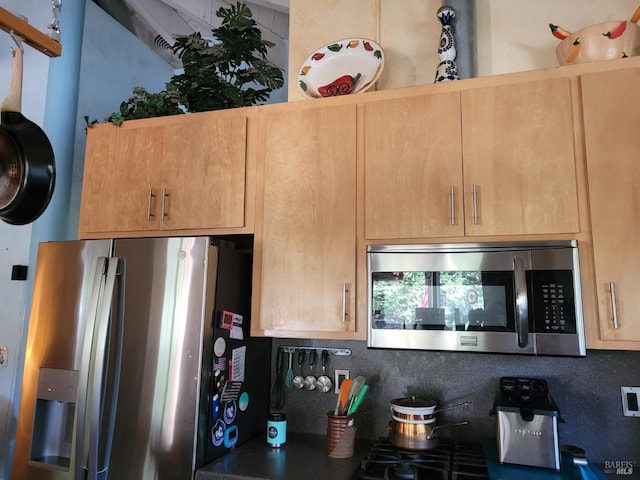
[47,0,62,41]
[9,32,24,55]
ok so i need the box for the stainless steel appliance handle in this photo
[449,185,455,225]
[342,283,350,323]
[76,257,107,480]
[100,257,125,478]
[161,187,168,220]
[610,282,619,329]
[472,184,478,224]
[513,256,529,348]
[87,257,123,480]
[147,188,155,220]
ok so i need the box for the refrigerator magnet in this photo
[220,310,235,330]
[214,337,226,357]
[224,425,238,448]
[211,419,226,447]
[221,311,244,340]
[239,391,249,411]
[212,393,220,420]
[221,381,243,402]
[213,356,227,373]
[223,400,237,424]
[230,323,244,340]
[231,346,246,382]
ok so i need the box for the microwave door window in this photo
[371,271,515,331]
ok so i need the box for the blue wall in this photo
[0,2,173,478]
[0,2,55,477]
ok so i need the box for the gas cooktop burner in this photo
[355,438,489,480]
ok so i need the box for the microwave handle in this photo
[513,256,529,348]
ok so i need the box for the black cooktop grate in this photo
[356,438,490,480]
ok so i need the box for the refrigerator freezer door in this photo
[12,240,112,480]
[107,237,210,479]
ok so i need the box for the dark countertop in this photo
[196,432,375,480]
[196,433,625,480]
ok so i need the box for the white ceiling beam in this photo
[125,0,199,43]
[157,0,288,35]
[157,0,223,26]
[248,0,289,14]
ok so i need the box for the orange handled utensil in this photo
[334,378,352,415]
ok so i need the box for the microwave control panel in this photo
[529,270,576,334]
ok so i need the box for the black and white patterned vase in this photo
[434,5,460,83]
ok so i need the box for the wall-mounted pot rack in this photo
[280,346,351,356]
[0,7,61,57]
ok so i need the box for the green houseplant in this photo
[105,2,284,125]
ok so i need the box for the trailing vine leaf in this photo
[106,86,186,125]
[83,115,98,132]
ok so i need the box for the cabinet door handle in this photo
[341,283,351,323]
[147,189,155,220]
[450,185,455,225]
[161,187,168,221]
[472,184,478,225]
[610,282,619,329]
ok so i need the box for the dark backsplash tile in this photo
[271,339,640,463]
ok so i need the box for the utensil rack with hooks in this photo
[280,346,351,357]
[0,7,61,57]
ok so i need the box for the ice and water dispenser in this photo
[30,368,79,469]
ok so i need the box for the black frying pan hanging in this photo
[0,39,55,225]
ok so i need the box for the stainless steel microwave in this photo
[367,241,586,356]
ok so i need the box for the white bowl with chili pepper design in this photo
[555,21,640,65]
[297,38,385,99]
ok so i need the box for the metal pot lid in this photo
[390,395,438,414]
[0,131,22,210]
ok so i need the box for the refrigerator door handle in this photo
[87,257,124,480]
[99,257,125,478]
[75,257,108,480]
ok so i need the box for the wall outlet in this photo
[335,369,349,394]
[621,387,640,417]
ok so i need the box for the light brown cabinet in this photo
[79,110,250,237]
[461,78,580,236]
[363,77,580,240]
[364,92,464,239]
[251,102,358,338]
[581,66,640,344]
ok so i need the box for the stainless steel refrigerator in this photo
[11,237,272,480]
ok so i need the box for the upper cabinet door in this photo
[461,78,580,236]
[363,92,464,239]
[254,103,357,336]
[582,67,640,342]
[160,112,247,230]
[79,110,250,238]
[80,124,164,234]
